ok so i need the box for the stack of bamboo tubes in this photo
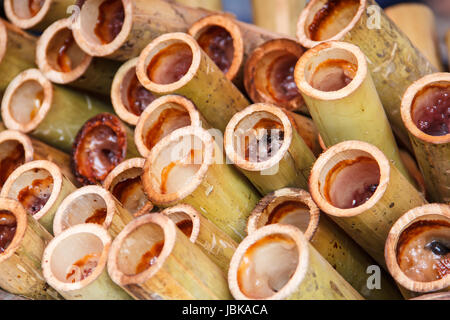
[0,0,448,301]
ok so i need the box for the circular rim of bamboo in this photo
[224,103,293,172]
[188,14,244,82]
[244,38,305,111]
[228,223,309,300]
[309,140,390,218]
[0,160,64,222]
[0,129,35,163]
[246,187,320,240]
[52,185,118,236]
[42,223,111,292]
[384,203,450,293]
[0,198,28,263]
[4,0,53,29]
[36,18,93,84]
[103,157,145,192]
[296,0,367,48]
[0,20,8,64]
[134,94,202,158]
[410,292,450,300]
[294,41,367,101]
[400,72,450,145]
[1,68,54,133]
[107,212,177,286]
[136,32,202,94]
[134,201,154,218]
[72,0,133,57]
[160,204,200,243]
[142,125,214,206]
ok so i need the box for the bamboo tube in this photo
[161,204,237,274]
[1,160,76,234]
[136,32,250,133]
[385,204,450,293]
[110,58,157,126]
[1,68,112,153]
[295,41,412,184]
[228,224,363,300]
[52,185,134,238]
[385,3,443,71]
[399,149,426,195]
[246,187,403,300]
[103,158,153,216]
[107,213,232,299]
[71,113,139,185]
[0,289,27,300]
[296,0,436,150]
[400,73,450,203]
[42,223,132,299]
[169,0,222,11]
[0,198,60,299]
[36,18,120,96]
[411,292,450,300]
[446,30,450,70]
[287,111,322,157]
[309,140,426,268]
[142,126,260,242]
[244,38,308,114]
[224,103,316,195]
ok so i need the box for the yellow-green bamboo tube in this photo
[142,126,261,242]
[161,204,237,275]
[0,198,61,300]
[1,68,112,153]
[286,110,322,157]
[169,0,222,11]
[136,32,250,133]
[295,41,412,185]
[42,223,132,299]
[107,213,232,300]
[228,224,364,300]
[1,160,76,234]
[400,73,450,203]
[246,187,403,300]
[297,0,436,150]
[224,103,316,195]
[309,140,426,268]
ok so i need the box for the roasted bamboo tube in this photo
[42,223,132,299]
[161,204,237,274]
[0,289,27,300]
[228,224,363,300]
[246,187,403,300]
[142,126,260,242]
[1,68,112,153]
[0,198,60,299]
[224,103,316,195]
[136,32,250,132]
[169,0,222,11]
[400,73,450,203]
[286,110,322,157]
[399,149,426,195]
[1,160,76,234]
[385,204,450,293]
[52,185,134,238]
[309,140,426,268]
[36,18,119,96]
[295,41,412,184]
[107,213,232,299]
[296,0,436,149]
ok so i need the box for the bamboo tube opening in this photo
[1,69,53,133]
[111,58,157,126]
[246,188,319,241]
[36,18,93,84]
[228,224,308,300]
[142,126,213,206]
[73,0,133,57]
[72,113,127,185]
[0,199,22,257]
[4,0,52,29]
[188,14,243,81]
[135,95,201,158]
[385,204,450,292]
[401,73,450,144]
[224,103,293,172]
[136,33,202,93]
[309,140,390,217]
[103,158,149,216]
[244,39,305,112]
[52,185,116,236]
[297,0,365,48]
[161,204,200,243]
[42,224,110,291]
